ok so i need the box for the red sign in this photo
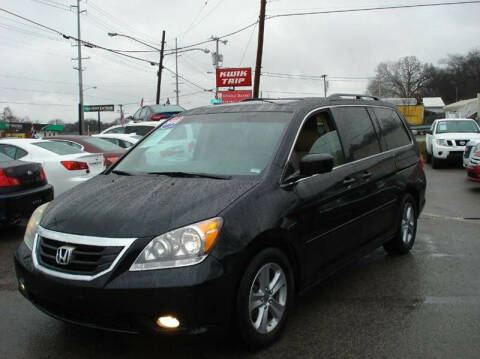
[218,90,252,103]
[216,67,252,87]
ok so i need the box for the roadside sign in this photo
[216,68,252,87]
[218,90,252,104]
[83,104,114,112]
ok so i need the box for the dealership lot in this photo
[1,164,480,358]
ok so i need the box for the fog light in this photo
[156,315,180,329]
[19,280,26,292]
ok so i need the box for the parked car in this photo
[131,104,185,122]
[100,121,163,137]
[425,118,480,168]
[0,139,104,196]
[463,139,480,167]
[46,135,125,168]
[464,140,480,182]
[15,95,426,349]
[0,152,53,224]
[92,134,139,149]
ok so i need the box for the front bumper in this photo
[466,165,480,182]
[433,145,465,160]
[14,240,236,335]
[0,184,53,223]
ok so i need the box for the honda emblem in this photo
[56,246,75,265]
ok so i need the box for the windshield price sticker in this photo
[160,116,183,129]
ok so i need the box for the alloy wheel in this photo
[248,262,287,334]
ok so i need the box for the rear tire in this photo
[384,194,417,255]
[236,247,294,350]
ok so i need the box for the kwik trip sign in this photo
[214,67,252,104]
[216,68,252,87]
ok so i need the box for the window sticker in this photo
[160,116,183,129]
[438,122,447,131]
[250,168,261,174]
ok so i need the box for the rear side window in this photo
[331,107,381,161]
[373,108,411,150]
[0,144,28,159]
[33,141,83,155]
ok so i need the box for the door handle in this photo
[361,171,372,180]
[343,176,356,185]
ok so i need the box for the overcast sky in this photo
[0,0,479,124]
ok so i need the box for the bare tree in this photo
[367,56,430,101]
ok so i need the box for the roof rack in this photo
[328,93,380,101]
[240,98,307,102]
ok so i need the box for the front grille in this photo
[455,140,468,146]
[36,236,124,275]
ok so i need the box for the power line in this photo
[239,22,257,66]
[266,0,480,19]
[0,7,159,66]
[31,0,71,11]
[163,67,213,92]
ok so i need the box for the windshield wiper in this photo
[148,171,231,180]
[112,170,133,176]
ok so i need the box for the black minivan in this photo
[15,95,426,349]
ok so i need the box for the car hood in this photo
[40,173,258,238]
[435,133,480,140]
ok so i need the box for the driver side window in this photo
[293,111,345,167]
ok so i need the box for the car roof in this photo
[0,138,46,144]
[182,97,397,117]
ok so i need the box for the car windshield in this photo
[113,112,291,177]
[436,120,480,134]
[32,141,84,155]
[125,125,156,136]
[83,137,122,151]
[150,105,184,113]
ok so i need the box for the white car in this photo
[0,139,105,197]
[100,121,164,137]
[425,118,480,168]
[92,134,140,149]
[463,139,480,167]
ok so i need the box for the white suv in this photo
[425,118,480,168]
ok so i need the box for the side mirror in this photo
[299,154,334,176]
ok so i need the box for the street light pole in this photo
[156,30,166,105]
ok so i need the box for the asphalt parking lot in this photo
[1,164,479,359]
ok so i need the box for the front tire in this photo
[431,154,440,169]
[384,194,417,255]
[425,151,431,163]
[236,247,294,350]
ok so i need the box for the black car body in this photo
[15,96,426,348]
[0,153,53,224]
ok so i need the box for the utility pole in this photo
[211,36,227,98]
[253,0,267,99]
[321,74,328,98]
[156,30,166,105]
[75,0,85,134]
[175,38,179,105]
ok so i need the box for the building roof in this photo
[443,98,478,118]
[423,97,445,108]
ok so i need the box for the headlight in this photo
[130,217,223,271]
[24,202,49,251]
[436,139,448,146]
